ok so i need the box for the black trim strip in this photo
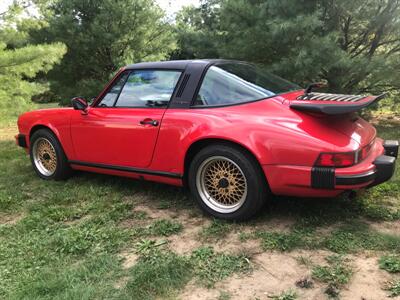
[69,160,182,179]
[17,134,27,148]
[335,170,376,185]
[311,167,335,189]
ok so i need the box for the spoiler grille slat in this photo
[291,92,387,115]
[297,92,366,102]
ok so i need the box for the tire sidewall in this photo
[188,145,267,220]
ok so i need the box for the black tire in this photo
[30,129,72,180]
[188,144,268,221]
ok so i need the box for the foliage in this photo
[200,218,232,239]
[30,0,176,104]
[379,255,400,273]
[268,289,297,300]
[147,219,183,236]
[0,2,65,123]
[386,279,400,297]
[191,246,251,287]
[174,0,400,95]
[312,255,353,298]
[124,250,191,300]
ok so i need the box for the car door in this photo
[70,69,182,168]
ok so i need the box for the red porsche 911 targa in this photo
[16,60,398,220]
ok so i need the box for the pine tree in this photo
[0,3,66,122]
[31,0,176,104]
[175,0,400,95]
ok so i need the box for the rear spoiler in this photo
[290,92,387,115]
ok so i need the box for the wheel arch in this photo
[29,124,64,151]
[29,124,59,139]
[183,138,269,188]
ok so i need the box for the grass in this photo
[386,279,400,297]
[312,255,353,298]
[379,255,400,273]
[1,104,400,298]
[200,219,232,239]
[122,251,191,300]
[191,246,251,287]
[268,289,297,300]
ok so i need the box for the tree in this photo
[175,0,400,95]
[171,0,220,59]
[0,2,66,122]
[32,0,176,104]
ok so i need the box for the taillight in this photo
[315,152,356,167]
[359,141,373,161]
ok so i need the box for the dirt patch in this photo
[0,212,24,225]
[167,217,206,255]
[252,216,296,233]
[341,254,392,300]
[178,280,220,300]
[0,125,17,141]
[114,276,130,289]
[133,204,180,220]
[119,250,139,269]
[178,251,328,300]
[212,232,262,255]
[369,220,400,236]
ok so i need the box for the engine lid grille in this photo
[297,93,366,102]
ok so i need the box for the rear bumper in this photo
[263,139,398,197]
[335,154,396,188]
[332,140,397,188]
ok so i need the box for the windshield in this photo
[195,62,301,106]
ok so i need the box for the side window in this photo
[97,72,129,107]
[115,70,181,107]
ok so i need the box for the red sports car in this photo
[16,60,398,220]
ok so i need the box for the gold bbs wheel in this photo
[196,156,247,213]
[32,137,57,176]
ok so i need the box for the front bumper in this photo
[15,134,27,148]
[312,140,398,189]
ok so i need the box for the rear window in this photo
[194,63,301,106]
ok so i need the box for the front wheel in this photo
[188,144,268,221]
[30,129,72,180]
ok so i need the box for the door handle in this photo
[140,119,159,126]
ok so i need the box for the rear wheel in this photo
[188,144,268,220]
[30,129,72,180]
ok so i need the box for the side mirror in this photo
[71,97,88,114]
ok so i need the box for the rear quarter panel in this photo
[151,98,358,174]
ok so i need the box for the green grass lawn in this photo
[0,106,399,299]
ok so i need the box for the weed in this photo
[256,227,317,252]
[295,256,313,267]
[268,289,297,300]
[312,255,352,298]
[191,246,251,287]
[385,279,400,297]
[123,251,191,300]
[379,255,400,273]
[218,290,232,300]
[322,221,400,253]
[201,219,231,239]
[295,277,314,289]
[147,219,183,236]
[135,239,168,257]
